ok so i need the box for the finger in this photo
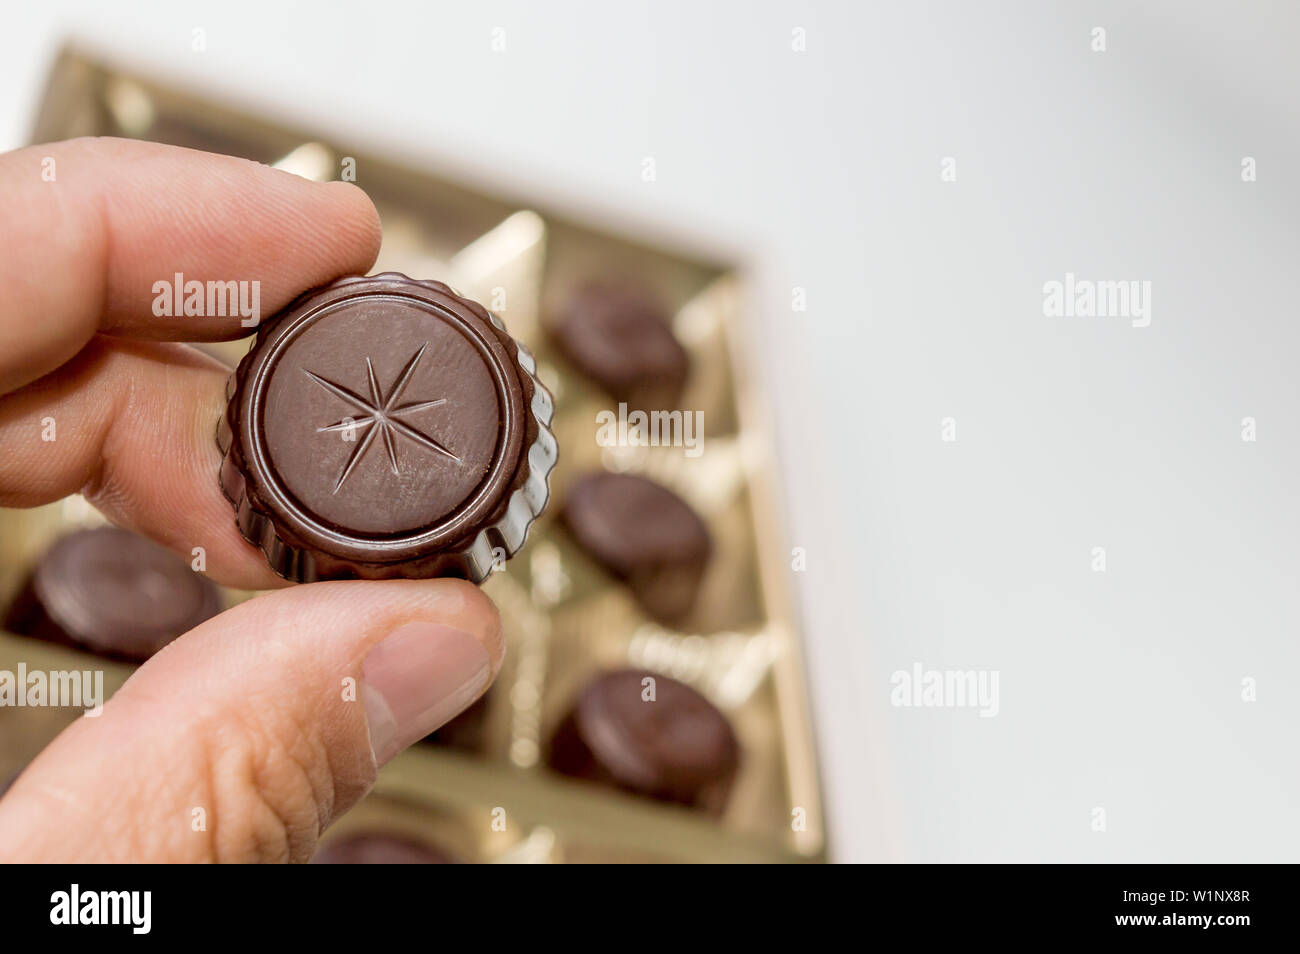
[0,579,504,863]
[0,337,287,589]
[0,136,381,393]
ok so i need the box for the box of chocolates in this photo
[0,47,825,863]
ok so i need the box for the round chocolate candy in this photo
[218,274,556,583]
[2,527,222,663]
[547,669,739,814]
[561,472,710,623]
[546,280,688,408]
[311,832,458,864]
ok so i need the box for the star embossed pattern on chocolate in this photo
[218,273,557,583]
[303,344,460,493]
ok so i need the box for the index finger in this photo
[0,136,382,393]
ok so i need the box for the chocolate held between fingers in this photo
[219,273,557,583]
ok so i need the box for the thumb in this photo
[0,578,503,863]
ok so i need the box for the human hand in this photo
[0,137,504,862]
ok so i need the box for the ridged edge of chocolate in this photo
[217,273,557,583]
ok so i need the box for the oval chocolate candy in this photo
[546,280,688,408]
[561,471,711,623]
[547,668,739,814]
[311,831,458,864]
[218,274,556,583]
[3,526,222,663]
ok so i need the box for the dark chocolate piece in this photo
[2,527,222,663]
[547,669,739,814]
[561,472,710,622]
[218,273,556,583]
[311,832,458,864]
[547,281,687,407]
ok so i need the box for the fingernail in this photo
[361,621,491,765]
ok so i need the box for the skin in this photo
[0,138,504,862]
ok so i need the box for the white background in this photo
[2,1,1297,862]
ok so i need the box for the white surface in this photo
[3,1,1298,862]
